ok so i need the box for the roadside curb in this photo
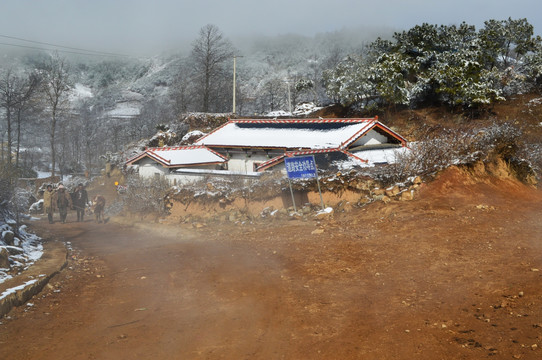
[0,241,67,317]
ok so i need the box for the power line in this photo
[0,41,127,58]
[0,34,130,58]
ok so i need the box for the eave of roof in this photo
[255,148,369,172]
[126,145,227,167]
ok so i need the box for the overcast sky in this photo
[1,0,541,56]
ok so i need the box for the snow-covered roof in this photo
[256,147,411,172]
[195,118,405,150]
[126,146,227,168]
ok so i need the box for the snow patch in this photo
[0,279,38,300]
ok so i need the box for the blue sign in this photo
[284,155,318,179]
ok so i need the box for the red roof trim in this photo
[146,149,171,164]
[125,145,228,166]
[230,117,377,124]
[286,148,343,156]
[339,120,376,149]
[256,154,286,171]
[125,151,147,165]
[341,122,408,149]
[373,122,408,145]
[340,150,369,163]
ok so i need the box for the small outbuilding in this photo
[126,145,228,180]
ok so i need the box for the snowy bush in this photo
[369,122,532,185]
[123,176,172,215]
[324,19,541,113]
[0,208,43,282]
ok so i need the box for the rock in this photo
[311,228,325,235]
[372,188,385,196]
[381,196,391,203]
[472,160,486,176]
[400,190,414,201]
[341,202,354,212]
[301,206,311,215]
[385,186,400,197]
[2,230,15,246]
[6,247,23,255]
[0,248,10,269]
[413,176,423,185]
[315,207,334,220]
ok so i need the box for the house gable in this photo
[126,145,227,169]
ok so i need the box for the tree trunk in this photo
[15,108,22,169]
[50,108,57,177]
[6,108,12,165]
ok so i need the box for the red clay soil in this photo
[1,167,541,360]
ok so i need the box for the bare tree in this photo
[41,53,72,177]
[261,77,285,112]
[190,24,234,112]
[14,72,40,168]
[0,69,21,165]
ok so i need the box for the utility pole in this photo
[233,55,243,114]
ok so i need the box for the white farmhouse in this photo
[195,117,407,172]
[126,117,408,183]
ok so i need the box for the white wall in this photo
[138,158,167,179]
[351,129,389,147]
[227,153,271,174]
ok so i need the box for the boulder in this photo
[400,190,414,201]
[381,196,391,203]
[314,207,334,220]
[0,247,10,269]
[385,186,400,197]
[2,230,15,246]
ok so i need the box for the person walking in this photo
[55,184,72,223]
[93,195,106,223]
[72,183,89,222]
[43,184,55,224]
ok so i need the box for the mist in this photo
[1,0,540,56]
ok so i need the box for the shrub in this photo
[369,122,532,186]
[123,176,172,215]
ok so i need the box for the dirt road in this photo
[1,167,542,359]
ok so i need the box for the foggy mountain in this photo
[0,27,391,176]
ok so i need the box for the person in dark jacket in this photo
[72,183,89,222]
[55,184,72,223]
